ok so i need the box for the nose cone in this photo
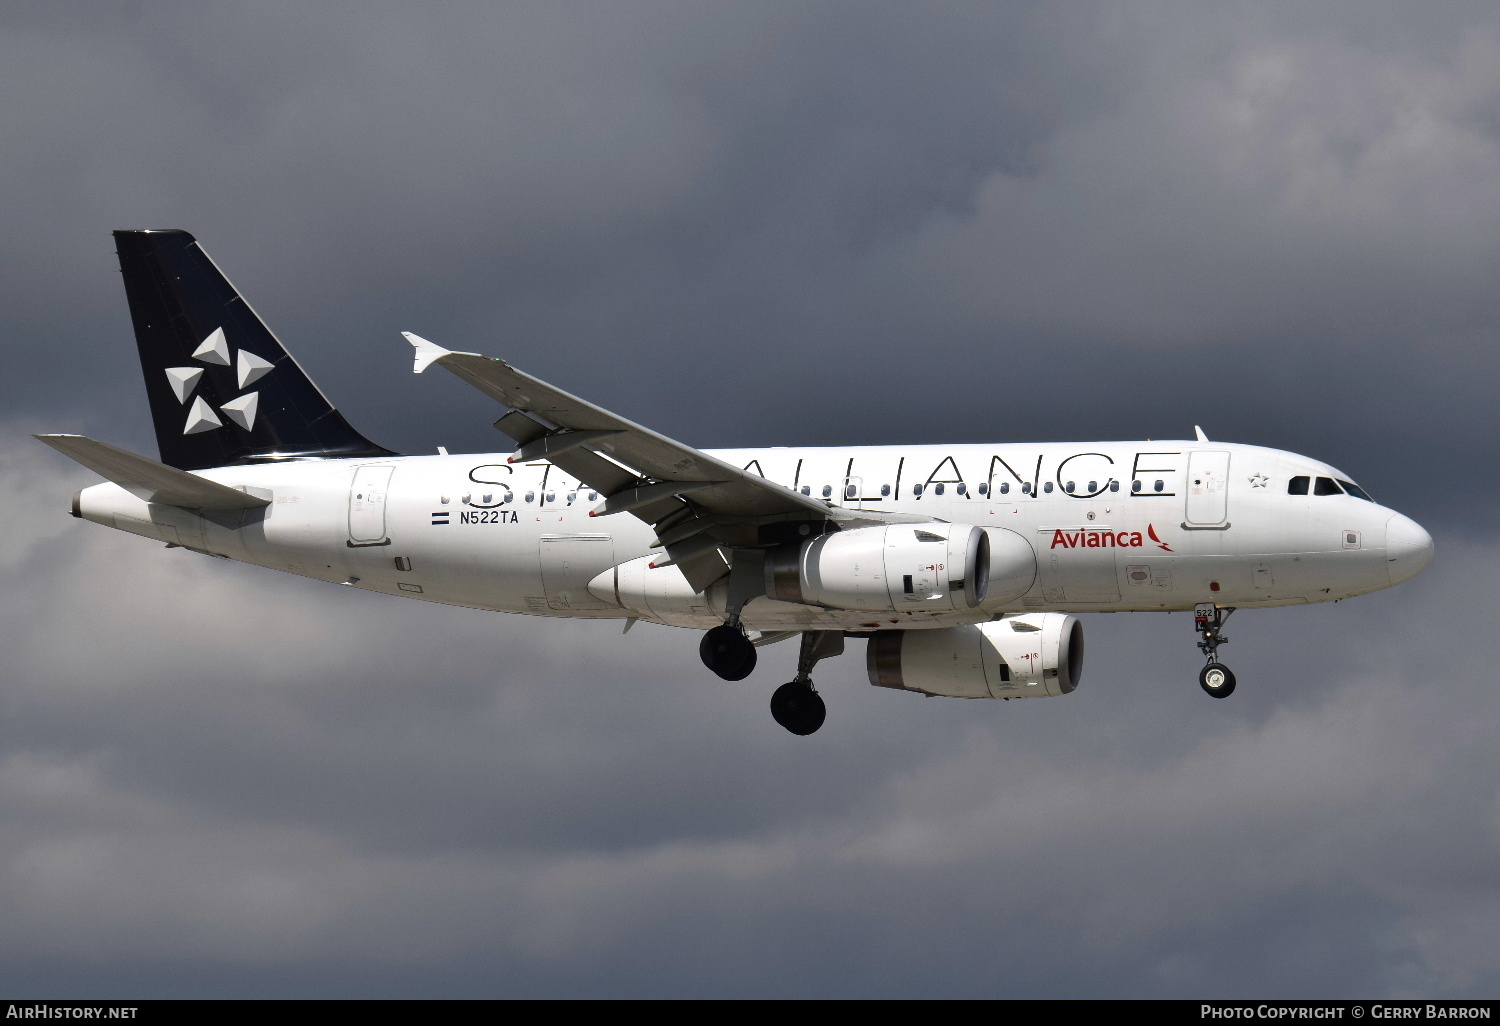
[1385,512,1434,585]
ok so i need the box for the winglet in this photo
[404,332,457,375]
[1194,425,1209,442]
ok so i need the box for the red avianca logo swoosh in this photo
[1049,524,1173,552]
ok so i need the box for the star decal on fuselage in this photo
[166,327,272,435]
[1249,473,1269,488]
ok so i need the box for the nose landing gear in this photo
[770,631,843,735]
[1194,603,1237,698]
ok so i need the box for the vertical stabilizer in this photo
[113,229,397,470]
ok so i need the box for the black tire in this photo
[770,681,826,735]
[1199,662,1237,698]
[700,624,757,681]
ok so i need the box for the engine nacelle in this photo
[979,527,1038,609]
[764,523,1034,613]
[866,613,1084,699]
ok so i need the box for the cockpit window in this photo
[1314,477,1343,496]
[1338,479,1374,502]
[1288,476,1309,495]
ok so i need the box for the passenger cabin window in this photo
[934,483,945,496]
[999,482,1010,494]
[913,484,924,496]
[977,482,988,496]
[1109,481,1120,492]
[1314,477,1343,496]
[1021,483,1031,495]
[1338,479,1374,501]
[1154,480,1164,492]
[801,486,811,496]
[1288,476,1310,495]
[957,483,967,496]
[822,485,832,498]
[880,484,891,496]
[845,484,856,498]
[1132,481,1142,493]
[1087,481,1097,492]
[1064,481,1075,494]
[1044,482,1054,493]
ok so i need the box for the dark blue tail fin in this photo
[114,229,397,471]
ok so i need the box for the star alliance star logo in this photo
[1249,473,1269,488]
[164,327,274,435]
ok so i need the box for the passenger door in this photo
[348,465,395,546]
[1185,451,1230,526]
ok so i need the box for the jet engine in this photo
[764,523,1035,613]
[866,613,1084,699]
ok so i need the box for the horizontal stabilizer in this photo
[34,434,271,511]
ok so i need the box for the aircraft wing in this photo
[407,333,844,589]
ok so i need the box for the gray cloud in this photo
[2,441,1495,997]
[2,1,1496,998]
[6,2,1492,523]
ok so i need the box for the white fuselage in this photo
[75,440,1430,632]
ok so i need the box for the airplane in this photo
[36,230,1435,735]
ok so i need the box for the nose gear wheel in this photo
[1199,662,1236,698]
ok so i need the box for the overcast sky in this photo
[1,1,1496,999]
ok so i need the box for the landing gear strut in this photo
[771,631,842,735]
[700,553,767,682]
[1194,603,1237,698]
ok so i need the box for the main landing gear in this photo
[1194,602,1237,698]
[700,623,757,681]
[699,619,842,735]
[770,631,843,736]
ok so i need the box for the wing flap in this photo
[535,446,639,500]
